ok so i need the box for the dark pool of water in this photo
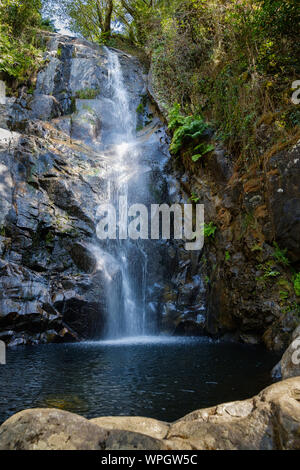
[0,336,279,424]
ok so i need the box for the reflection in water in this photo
[0,339,279,424]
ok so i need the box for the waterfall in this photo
[95,47,149,339]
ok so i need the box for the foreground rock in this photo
[1,378,299,450]
[0,409,168,450]
[90,416,169,440]
[272,326,300,380]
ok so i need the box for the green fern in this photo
[192,144,215,161]
[167,103,185,130]
[168,103,209,155]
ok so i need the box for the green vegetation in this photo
[136,103,144,114]
[75,88,100,99]
[190,193,200,203]
[294,274,300,297]
[42,1,299,166]
[0,0,47,85]
[146,0,300,164]
[273,242,290,266]
[204,222,217,239]
[57,45,62,57]
[256,261,280,283]
[192,144,215,162]
[167,103,209,156]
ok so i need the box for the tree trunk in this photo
[103,0,113,35]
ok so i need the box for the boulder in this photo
[29,94,62,121]
[90,416,169,440]
[0,409,167,450]
[71,101,101,142]
[164,377,300,450]
[272,326,300,380]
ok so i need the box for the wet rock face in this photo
[172,132,300,349]
[158,241,206,336]
[1,32,183,345]
[266,142,300,263]
[0,33,153,346]
[1,378,299,449]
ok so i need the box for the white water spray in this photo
[95,48,148,339]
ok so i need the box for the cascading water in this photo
[95,48,149,339]
[89,46,206,341]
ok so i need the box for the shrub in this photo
[294,273,300,297]
[168,103,209,155]
[0,0,44,84]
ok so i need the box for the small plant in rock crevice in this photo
[273,242,290,266]
[256,261,281,284]
[75,88,100,99]
[204,222,217,239]
[190,192,200,203]
[294,273,300,297]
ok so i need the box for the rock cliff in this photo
[0,34,142,345]
[171,133,300,350]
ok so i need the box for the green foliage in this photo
[57,46,62,58]
[273,242,290,266]
[167,103,209,155]
[40,0,299,168]
[225,251,231,262]
[256,261,281,283]
[136,103,144,114]
[204,222,217,239]
[45,0,114,41]
[190,193,199,203]
[136,94,148,115]
[294,273,300,297]
[0,0,44,83]
[192,144,215,162]
[279,291,289,301]
[75,88,100,99]
[255,0,300,39]
[40,17,57,32]
[168,103,185,131]
[137,0,300,165]
[251,243,263,252]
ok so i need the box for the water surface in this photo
[0,337,279,424]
